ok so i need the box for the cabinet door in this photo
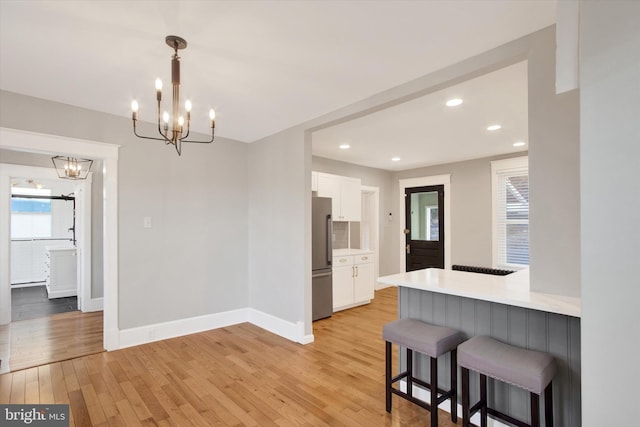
[340,177,362,221]
[332,265,354,309]
[317,173,341,220]
[353,261,374,303]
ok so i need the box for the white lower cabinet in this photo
[332,253,374,312]
[45,246,77,299]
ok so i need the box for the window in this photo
[11,187,52,239]
[491,157,529,268]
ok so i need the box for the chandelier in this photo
[51,156,93,180]
[131,35,215,156]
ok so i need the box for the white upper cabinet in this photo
[316,172,361,221]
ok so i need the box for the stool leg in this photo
[407,348,413,398]
[461,367,470,427]
[544,382,554,427]
[530,392,540,427]
[430,356,438,427]
[480,374,487,427]
[450,349,458,423]
[385,341,392,412]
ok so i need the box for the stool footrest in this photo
[486,408,532,427]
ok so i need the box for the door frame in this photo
[399,175,451,272]
[0,127,120,351]
[361,185,380,288]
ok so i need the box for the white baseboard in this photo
[117,307,315,350]
[118,308,249,349]
[399,379,510,427]
[248,308,314,344]
[82,297,103,312]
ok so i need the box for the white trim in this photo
[118,307,314,350]
[361,185,381,290]
[248,309,313,344]
[398,175,452,272]
[119,308,249,349]
[84,297,104,312]
[0,127,119,352]
[491,156,528,269]
[400,380,510,427]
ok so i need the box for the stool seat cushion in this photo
[458,336,557,394]
[382,318,464,358]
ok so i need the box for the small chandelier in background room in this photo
[51,156,93,180]
[131,35,216,156]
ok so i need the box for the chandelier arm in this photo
[181,130,215,144]
[133,120,171,142]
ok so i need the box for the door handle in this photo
[406,244,411,254]
[326,215,333,265]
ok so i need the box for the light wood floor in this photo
[0,310,104,374]
[0,287,461,426]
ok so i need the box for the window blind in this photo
[495,168,529,267]
[492,156,529,268]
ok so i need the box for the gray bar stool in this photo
[383,318,464,426]
[458,336,557,427]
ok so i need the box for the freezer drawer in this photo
[312,269,333,321]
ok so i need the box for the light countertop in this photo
[333,248,374,257]
[378,268,581,318]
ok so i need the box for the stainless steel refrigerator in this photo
[312,197,333,321]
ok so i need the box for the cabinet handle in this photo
[362,256,368,260]
[351,266,355,277]
[355,266,358,277]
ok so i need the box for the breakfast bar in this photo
[378,268,581,427]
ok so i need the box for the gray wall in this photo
[527,27,581,297]
[579,2,640,425]
[0,149,104,298]
[393,152,527,270]
[248,127,311,334]
[312,156,395,276]
[0,90,249,329]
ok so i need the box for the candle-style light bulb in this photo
[209,109,216,128]
[155,78,163,101]
[163,111,170,124]
[185,100,192,112]
[131,100,139,121]
[178,116,184,127]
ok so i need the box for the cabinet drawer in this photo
[355,254,373,264]
[333,255,354,266]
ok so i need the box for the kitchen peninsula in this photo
[378,268,581,426]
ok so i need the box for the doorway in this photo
[405,185,444,271]
[0,126,120,368]
[399,175,451,272]
[10,178,79,321]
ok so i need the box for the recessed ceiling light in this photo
[339,144,350,149]
[445,98,463,107]
[391,157,401,162]
[513,141,526,147]
[487,124,502,131]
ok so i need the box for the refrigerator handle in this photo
[326,214,333,265]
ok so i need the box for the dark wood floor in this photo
[11,285,78,321]
[0,287,461,426]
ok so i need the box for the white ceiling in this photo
[0,1,554,167]
[312,61,529,171]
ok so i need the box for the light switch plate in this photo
[143,217,152,228]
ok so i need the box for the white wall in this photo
[579,1,640,424]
